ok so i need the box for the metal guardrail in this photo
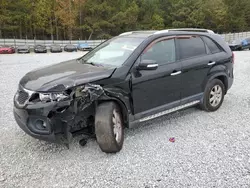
[0,39,106,49]
[221,32,250,43]
[1,31,250,48]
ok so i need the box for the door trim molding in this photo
[129,93,203,129]
[139,100,200,122]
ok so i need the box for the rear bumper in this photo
[64,49,77,52]
[18,50,30,53]
[78,48,92,51]
[51,50,62,53]
[0,51,15,54]
[227,66,234,91]
[228,77,233,90]
[34,50,47,53]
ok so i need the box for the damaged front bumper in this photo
[13,84,104,144]
[14,100,74,144]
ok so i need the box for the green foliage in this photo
[1,0,250,39]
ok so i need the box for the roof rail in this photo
[119,30,158,36]
[119,32,134,36]
[154,28,215,35]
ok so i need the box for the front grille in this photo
[17,90,29,104]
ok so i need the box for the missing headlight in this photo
[39,93,69,102]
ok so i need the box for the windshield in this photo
[80,37,144,67]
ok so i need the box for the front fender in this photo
[97,88,132,128]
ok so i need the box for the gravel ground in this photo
[0,51,250,188]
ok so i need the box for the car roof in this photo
[119,29,215,38]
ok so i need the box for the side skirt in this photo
[139,100,200,122]
[129,100,201,129]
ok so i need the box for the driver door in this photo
[131,37,182,115]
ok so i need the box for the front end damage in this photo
[13,83,128,146]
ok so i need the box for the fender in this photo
[202,65,229,92]
[97,90,131,128]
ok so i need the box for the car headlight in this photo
[39,93,69,102]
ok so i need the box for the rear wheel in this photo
[200,79,225,112]
[95,102,124,153]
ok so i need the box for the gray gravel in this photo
[0,51,250,188]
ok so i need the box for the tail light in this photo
[232,52,235,64]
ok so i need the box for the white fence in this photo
[1,31,250,48]
[220,32,250,43]
[0,39,106,49]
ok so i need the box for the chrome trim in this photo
[154,28,215,35]
[171,71,182,76]
[139,100,200,122]
[208,61,216,66]
[15,85,34,107]
[119,32,133,36]
[147,64,158,68]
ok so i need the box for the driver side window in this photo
[141,38,176,65]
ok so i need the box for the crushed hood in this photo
[20,59,115,92]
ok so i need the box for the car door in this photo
[131,37,182,115]
[176,35,219,103]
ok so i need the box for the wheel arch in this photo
[204,72,228,94]
[97,98,129,128]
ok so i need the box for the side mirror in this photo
[137,60,158,70]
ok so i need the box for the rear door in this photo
[176,35,218,102]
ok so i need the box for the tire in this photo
[200,79,225,112]
[95,102,124,153]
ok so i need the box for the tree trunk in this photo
[29,21,33,39]
[88,30,93,40]
[69,27,73,40]
[25,21,28,39]
[79,2,82,40]
[34,26,36,39]
[63,28,66,40]
[69,0,73,40]
[50,17,54,41]
[55,18,59,40]
[19,22,22,39]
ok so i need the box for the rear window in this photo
[177,36,206,59]
[202,36,221,54]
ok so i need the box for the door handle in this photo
[208,61,216,66]
[171,71,182,76]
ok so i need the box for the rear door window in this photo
[202,36,222,54]
[177,36,206,59]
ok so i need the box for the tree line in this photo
[0,0,250,40]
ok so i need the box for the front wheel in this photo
[95,102,124,153]
[200,79,225,112]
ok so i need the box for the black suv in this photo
[13,30,234,153]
